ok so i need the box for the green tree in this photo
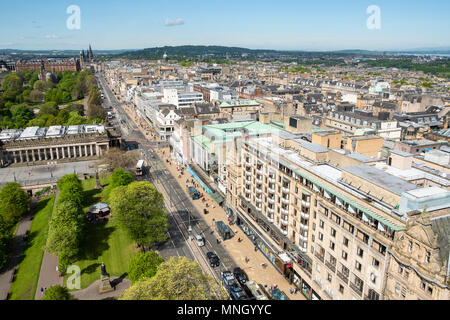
[128,251,164,283]
[110,181,168,247]
[0,215,13,270]
[120,257,227,300]
[46,201,84,272]
[1,73,23,102]
[110,168,133,189]
[57,174,84,206]
[29,89,44,104]
[41,285,75,300]
[33,80,46,92]
[0,182,30,224]
[11,105,34,128]
[87,86,106,120]
[39,103,59,117]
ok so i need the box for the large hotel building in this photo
[221,126,449,300]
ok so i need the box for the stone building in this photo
[0,125,121,166]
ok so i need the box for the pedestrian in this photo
[216,239,220,244]
[254,246,258,252]
[40,287,44,295]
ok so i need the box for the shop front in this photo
[293,270,322,300]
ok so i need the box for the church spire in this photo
[88,44,94,61]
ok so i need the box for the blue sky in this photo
[0,0,449,51]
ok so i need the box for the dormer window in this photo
[408,241,413,253]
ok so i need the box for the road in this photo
[97,75,238,290]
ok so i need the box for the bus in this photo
[215,221,233,241]
[136,160,145,176]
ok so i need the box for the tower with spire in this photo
[88,44,94,61]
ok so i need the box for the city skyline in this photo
[0,0,449,51]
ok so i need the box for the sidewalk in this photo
[35,191,63,300]
[121,102,304,300]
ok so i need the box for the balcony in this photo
[268,177,275,184]
[300,234,308,242]
[256,188,262,194]
[282,187,290,194]
[301,212,310,219]
[255,197,262,203]
[267,207,274,214]
[282,197,290,205]
[300,246,307,253]
[268,197,275,204]
[315,252,324,263]
[281,218,289,226]
[337,271,349,284]
[245,162,252,168]
[255,206,262,212]
[245,171,252,176]
[256,168,263,175]
[268,217,274,223]
[325,261,336,273]
[268,187,275,194]
[281,208,289,215]
[350,282,363,297]
[244,195,251,202]
[256,178,263,184]
[301,200,311,208]
[245,179,251,185]
[281,229,288,236]
[300,224,309,231]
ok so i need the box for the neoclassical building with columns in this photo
[0,125,121,167]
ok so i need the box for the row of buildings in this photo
[104,57,450,300]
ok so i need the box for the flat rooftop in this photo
[342,165,418,195]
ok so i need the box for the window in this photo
[420,282,426,291]
[343,237,349,247]
[339,285,344,294]
[319,232,323,241]
[404,271,409,280]
[331,228,336,238]
[401,287,407,299]
[327,274,332,282]
[427,286,433,296]
[312,235,315,243]
[320,220,324,229]
[357,248,364,258]
[370,273,377,284]
[398,265,403,275]
[355,261,362,272]
[313,223,316,231]
[342,251,348,260]
[316,264,321,272]
[425,251,431,264]
[408,241,413,253]
[330,241,335,251]
[372,258,380,269]
[395,282,401,295]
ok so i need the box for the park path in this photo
[72,277,131,300]
[0,208,34,300]
[35,191,63,300]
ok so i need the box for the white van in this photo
[196,235,205,247]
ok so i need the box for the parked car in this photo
[206,252,220,267]
[233,267,249,285]
[222,271,250,300]
[196,235,205,247]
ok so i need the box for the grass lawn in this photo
[67,176,138,290]
[9,195,56,300]
[67,218,138,289]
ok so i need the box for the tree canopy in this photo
[0,182,30,224]
[109,181,168,247]
[128,251,164,283]
[110,168,134,189]
[120,257,227,300]
[41,285,75,300]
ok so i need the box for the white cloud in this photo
[164,18,185,27]
[44,35,59,39]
